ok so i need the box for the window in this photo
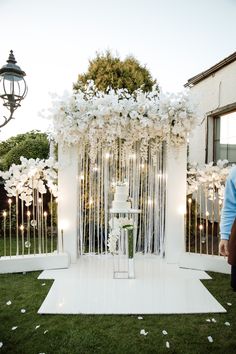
[213,111,236,163]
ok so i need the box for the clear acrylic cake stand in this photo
[110,209,141,279]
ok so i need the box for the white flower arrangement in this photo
[0,157,58,206]
[107,217,134,254]
[187,160,232,200]
[47,81,198,162]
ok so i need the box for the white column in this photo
[58,143,78,263]
[165,144,187,264]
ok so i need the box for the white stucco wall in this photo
[188,60,236,166]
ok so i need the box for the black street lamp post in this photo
[0,50,27,128]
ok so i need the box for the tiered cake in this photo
[111,183,131,211]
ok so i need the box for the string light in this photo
[178,205,186,215]
[8,199,12,204]
[44,211,47,217]
[38,198,42,204]
[3,211,7,217]
[188,198,192,204]
[199,224,203,230]
[205,211,209,217]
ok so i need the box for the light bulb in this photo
[199,224,203,230]
[44,211,47,217]
[3,211,7,217]
[8,199,12,204]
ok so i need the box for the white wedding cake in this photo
[111,183,131,211]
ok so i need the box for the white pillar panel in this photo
[165,144,187,263]
[58,143,78,263]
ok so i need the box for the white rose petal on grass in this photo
[162,330,168,335]
[225,322,231,326]
[208,336,213,343]
[44,330,48,334]
[41,283,46,287]
[0,342,3,348]
[6,301,12,306]
[21,309,26,313]
[11,326,17,331]
[211,318,216,323]
[138,316,143,320]
[206,319,211,322]
[227,302,232,306]
[166,341,170,349]
[140,329,148,336]
[35,325,40,330]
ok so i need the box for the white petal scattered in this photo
[11,326,17,331]
[162,330,168,335]
[0,342,3,348]
[206,319,211,322]
[138,316,143,320]
[225,322,231,326]
[44,330,48,334]
[227,302,232,306]
[211,318,217,323]
[21,309,26,313]
[166,341,170,348]
[41,283,46,286]
[140,329,148,336]
[35,325,40,329]
[208,336,213,343]
[6,301,12,306]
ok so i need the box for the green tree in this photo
[0,131,49,171]
[74,51,157,93]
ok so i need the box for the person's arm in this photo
[219,167,236,256]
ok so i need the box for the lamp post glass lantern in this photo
[0,50,27,128]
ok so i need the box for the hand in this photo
[219,240,229,256]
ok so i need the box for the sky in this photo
[0,0,235,141]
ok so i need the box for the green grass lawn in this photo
[0,271,235,354]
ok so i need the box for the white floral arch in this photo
[50,82,198,262]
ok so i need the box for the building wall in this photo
[188,60,236,166]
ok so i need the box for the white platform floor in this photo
[38,255,226,315]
